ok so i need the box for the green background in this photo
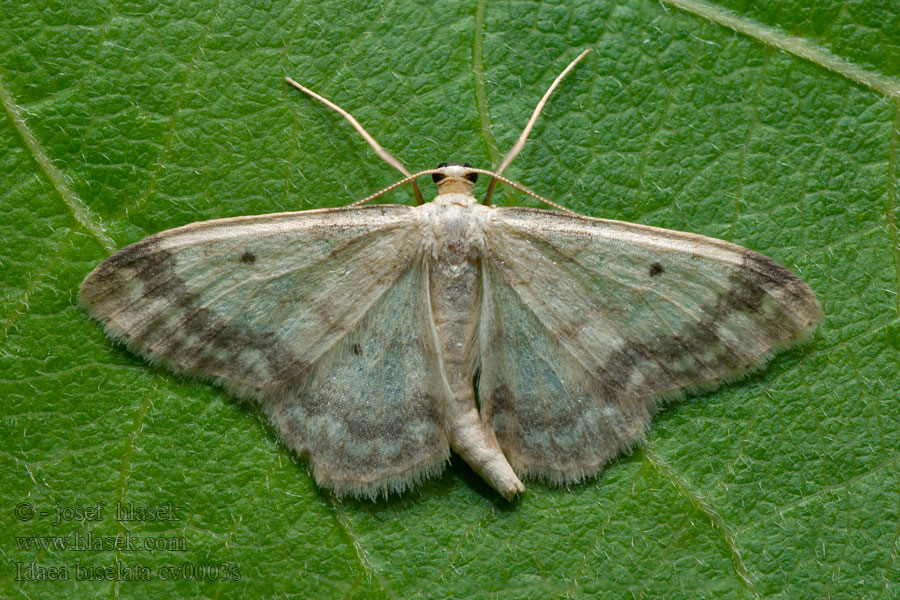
[2,0,899,598]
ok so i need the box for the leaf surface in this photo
[1,0,898,597]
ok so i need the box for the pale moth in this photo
[80,50,822,501]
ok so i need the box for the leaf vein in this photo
[0,75,115,251]
[661,0,900,99]
[326,494,396,599]
[887,99,900,318]
[643,448,762,599]
[735,455,900,535]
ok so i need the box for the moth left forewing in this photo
[82,204,453,499]
[479,207,822,483]
[80,205,419,400]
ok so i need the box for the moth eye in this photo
[433,162,448,183]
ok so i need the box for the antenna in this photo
[483,49,590,205]
[285,78,425,205]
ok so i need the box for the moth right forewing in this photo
[477,207,822,481]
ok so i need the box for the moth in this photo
[80,50,822,500]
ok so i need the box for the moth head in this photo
[432,162,478,195]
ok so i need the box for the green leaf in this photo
[2,0,898,598]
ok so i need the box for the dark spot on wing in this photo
[485,385,513,423]
[99,238,311,393]
[296,385,329,417]
[740,251,796,288]
[352,343,362,356]
[102,235,164,269]
[486,385,527,454]
[593,250,813,401]
[240,251,257,264]
[344,412,379,441]
[411,392,442,424]
[649,262,664,277]
[134,248,181,300]
[312,391,445,475]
